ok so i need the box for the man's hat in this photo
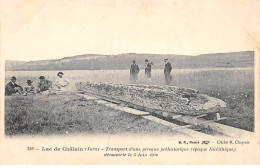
[164,58,168,61]
[39,76,45,79]
[145,59,149,62]
[10,76,16,80]
[132,60,136,63]
[26,80,33,83]
[57,72,64,76]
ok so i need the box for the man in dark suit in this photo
[37,76,52,94]
[130,60,140,84]
[5,76,23,96]
[164,58,172,85]
[145,59,152,83]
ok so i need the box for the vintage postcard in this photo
[0,0,259,165]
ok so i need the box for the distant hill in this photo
[5,60,26,70]
[5,51,254,71]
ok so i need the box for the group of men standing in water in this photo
[130,58,172,85]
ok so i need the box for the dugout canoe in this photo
[76,82,226,117]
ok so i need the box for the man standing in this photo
[37,76,52,94]
[130,60,140,84]
[164,58,172,85]
[5,76,23,95]
[145,59,152,83]
[55,72,70,91]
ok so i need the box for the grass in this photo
[5,94,186,136]
[169,69,254,132]
[5,68,254,133]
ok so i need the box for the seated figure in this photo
[54,72,70,91]
[5,76,23,96]
[24,80,35,95]
[37,76,52,94]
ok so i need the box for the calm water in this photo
[5,68,254,92]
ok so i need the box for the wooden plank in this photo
[196,114,207,118]
[198,120,254,138]
[175,115,199,125]
[174,113,226,126]
[215,113,226,121]
[114,106,150,116]
[172,115,182,119]
[175,114,252,138]
[77,94,100,100]
[95,100,111,104]
[56,90,85,94]
[143,115,180,128]
[142,115,213,138]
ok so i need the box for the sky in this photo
[1,0,260,61]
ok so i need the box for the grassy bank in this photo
[5,94,186,136]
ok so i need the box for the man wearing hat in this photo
[145,59,152,83]
[130,60,140,84]
[55,72,70,91]
[5,76,23,95]
[24,80,35,94]
[37,76,52,93]
[164,58,172,85]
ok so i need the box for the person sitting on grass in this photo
[24,80,35,95]
[5,76,23,96]
[37,76,52,94]
[54,72,70,91]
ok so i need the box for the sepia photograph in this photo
[0,0,259,165]
[4,52,255,138]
